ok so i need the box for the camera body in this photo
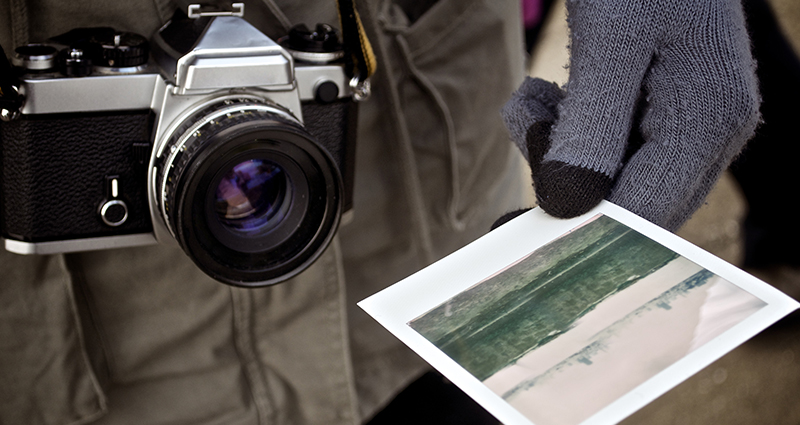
[0,12,357,286]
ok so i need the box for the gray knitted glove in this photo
[503,0,761,231]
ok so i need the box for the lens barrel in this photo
[157,99,342,286]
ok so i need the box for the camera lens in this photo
[213,159,288,232]
[157,99,342,287]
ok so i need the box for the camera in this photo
[0,6,358,287]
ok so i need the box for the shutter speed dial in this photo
[89,31,149,68]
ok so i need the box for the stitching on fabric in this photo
[368,5,437,263]
[395,34,466,231]
[9,0,29,48]
[62,255,109,425]
[230,287,276,423]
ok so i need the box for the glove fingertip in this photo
[517,77,565,106]
[535,161,613,219]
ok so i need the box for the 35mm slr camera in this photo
[0,5,358,286]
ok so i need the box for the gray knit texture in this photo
[503,0,760,231]
[502,78,564,161]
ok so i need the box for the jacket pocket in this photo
[377,0,526,230]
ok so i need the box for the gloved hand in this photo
[502,0,761,232]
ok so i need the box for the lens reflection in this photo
[215,159,287,231]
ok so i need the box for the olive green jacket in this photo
[0,0,527,423]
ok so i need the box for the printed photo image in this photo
[408,214,766,425]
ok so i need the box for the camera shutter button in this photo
[58,48,93,77]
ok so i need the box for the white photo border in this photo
[358,201,799,425]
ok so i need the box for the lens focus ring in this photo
[156,98,343,287]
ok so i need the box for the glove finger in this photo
[532,92,645,219]
[532,94,650,219]
[514,77,565,112]
[502,77,564,161]
[534,161,614,219]
[543,2,656,181]
[532,90,646,219]
[529,2,657,220]
[609,22,760,231]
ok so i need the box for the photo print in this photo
[408,214,766,425]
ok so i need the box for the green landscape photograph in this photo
[408,214,681,381]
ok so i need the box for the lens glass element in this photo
[214,159,288,232]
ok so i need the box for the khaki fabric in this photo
[2,242,357,425]
[340,0,527,418]
[0,251,106,425]
[0,0,527,423]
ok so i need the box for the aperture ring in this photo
[157,99,302,239]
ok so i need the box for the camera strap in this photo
[0,45,23,121]
[336,0,376,101]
